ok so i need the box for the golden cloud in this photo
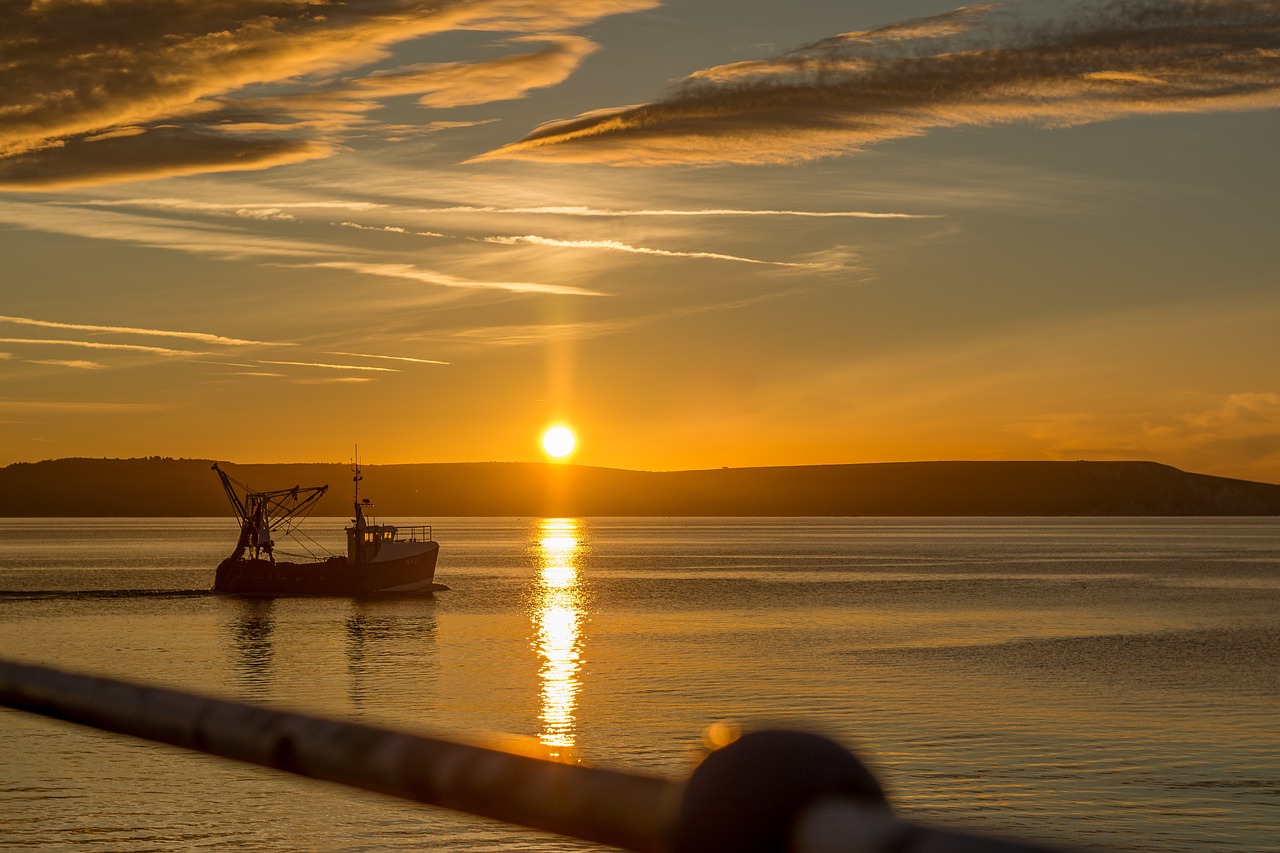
[352,36,599,108]
[478,0,1280,166]
[0,0,657,189]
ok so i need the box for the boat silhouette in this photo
[211,461,439,596]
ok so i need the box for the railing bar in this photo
[2,659,1085,853]
[0,659,680,852]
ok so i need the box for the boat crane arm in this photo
[212,463,329,560]
[212,463,247,524]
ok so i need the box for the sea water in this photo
[1,517,1277,852]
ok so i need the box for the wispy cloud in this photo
[337,221,446,238]
[0,200,353,261]
[326,351,450,365]
[0,315,290,347]
[481,234,835,268]
[259,360,399,373]
[216,371,288,378]
[0,400,160,414]
[449,288,803,347]
[0,200,601,301]
[74,198,386,216]
[0,0,658,188]
[417,205,935,218]
[1182,392,1280,431]
[449,319,639,348]
[1019,391,1280,480]
[25,359,103,370]
[0,337,205,356]
[351,35,598,107]
[0,131,332,191]
[305,261,606,296]
[479,0,1280,165]
[366,120,497,143]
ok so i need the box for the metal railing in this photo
[1,658,1076,853]
[386,524,433,543]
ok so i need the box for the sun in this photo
[541,425,577,459]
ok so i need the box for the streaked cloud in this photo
[479,0,1280,165]
[367,120,498,143]
[448,289,800,347]
[215,371,289,378]
[25,359,103,370]
[74,198,386,216]
[337,221,446,238]
[326,351,450,365]
[0,133,332,191]
[0,0,658,188]
[351,36,598,107]
[1020,391,1280,479]
[0,337,205,356]
[449,319,639,348]
[0,400,160,414]
[259,360,399,373]
[305,261,606,297]
[1181,392,1280,431]
[0,315,290,348]
[481,234,834,268]
[0,200,602,301]
[417,205,935,218]
[0,200,353,261]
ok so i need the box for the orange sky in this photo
[2,1,1279,483]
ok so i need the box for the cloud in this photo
[74,198,386,215]
[448,288,800,347]
[305,260,606,296]
[351,36,598,107]
[0,200,354,261]
[0,199,601,300]
[0,337,206,356]
[214,371,289,378]
[25,360,102,370]
[367,120,498,143]
[0,315,291,347]
[337,221,446,238]
[0,0,658,188]
[478,0,1280,165]
[0,128,331,190]
[259,359,399,373]
[481,234,835,268]
[449,319,640,348]
[1019,391,1280,480]
[0,400,160,414]
[326,351,450,365]
[416,204,934,218]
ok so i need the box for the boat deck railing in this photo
[384,524,432,543]
[1,658,1082,853]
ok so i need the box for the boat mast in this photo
[351,448,367,567]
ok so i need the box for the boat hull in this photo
[213,542,439,596]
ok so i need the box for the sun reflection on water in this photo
[533,518,585,759]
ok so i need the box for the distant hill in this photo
[1,458,1278,517]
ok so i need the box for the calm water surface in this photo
[1,517,1278,851]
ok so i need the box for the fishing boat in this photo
[211,462,439,596]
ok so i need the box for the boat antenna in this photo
[352,445,362,503]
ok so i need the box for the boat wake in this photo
[0,589,218,601]
[1,585,452,602]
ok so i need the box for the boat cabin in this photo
[345,499,432,565]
